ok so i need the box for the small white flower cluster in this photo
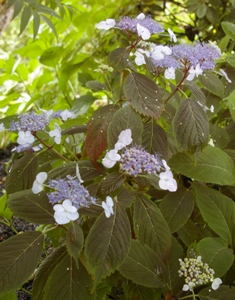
[178,256,222,292]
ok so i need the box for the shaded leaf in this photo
[193,183,235,245]
[186,81,206,104]
[221,21,235,41]
[8,190,54,224]
[41,15,58,39]
[62,124,87,135]
[85,202,131,288]
[133,194,171,259]
[5,153,38,195]
[99,173,125,195]
[117,186,137,209]
[85,104,119,164]
[32,246,67,300]
[33,12,40,39]
[66,223,84,267]
[160,187,194,233]
[169,146,235,186]
[0,232,44,294]
[108,48,129,71]
[124,72,163,119]
[12,0,24,20]
[224,90,235,122]
[20,5,32,35]
[142,119,169,159]
[196,237,234,277]
[107,105,143,149]
[198,285,235,300]
[198,73,224,98]
[173,99,209,152]
[72,94,96,116]
[118,240,165,288]
[86,80,108,91]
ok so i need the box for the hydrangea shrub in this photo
[1,12,235,300]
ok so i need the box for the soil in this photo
[0,146,34,299]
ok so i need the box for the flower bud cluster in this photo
[178,256,222,291]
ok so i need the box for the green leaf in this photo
[118,240,165,288]
[84,202,131,288]
[169,146,235,186]
[124,72,163,119]
[66,222,84,267]
[5,153,38,195]
[142,119,169,159]
[62,124,87,135]
[117,187,137,208]
[8,190,54,224]
[0,290,17,300]
[196,237,234,277]
[86,80,108,91]
[0,232,44,294]
[32,246,67,300]
[72,94,96,116]
[198,73,224,98]
[194,183,235,245]
[39,46,64,67]
[99,173,125,195]
[12,0,24,20]
[133,194,171,258]
[108,48,129,71]
[221,21,235,41]
[123,281,159,300]
[0,194,13,220]
[33,12,40,39]
[160,187,194,233]
[173,99,209,152]
[20,5,32,35]
[186,81,206,104]
[85,104,119,164]
[43,254,94,300]
[107,105,143,149]
[224,90,235,122]
[198,285,235,300]
[226,53,235,67]
[41,15,58,39]
[196,4,207,18]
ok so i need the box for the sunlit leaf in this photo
[39,46,64,67]
[85,202,131,288]
[0,232,44,294]
[169,146,235,186]
[124,72,163,119]
[8,190,54,224]
[173,99,209,152]
[160,187,194,233]
[193,183,235,245]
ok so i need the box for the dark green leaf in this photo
[124,72,163,119]
[118,240,165,288]
[169,146,235,186]
[133,194,171,258]
[62,124,87,135]
[142,119,169,159]
[20,5,32,35]
[33,12,40,39]
[108,48,129,71]
[160,187,194,233]
[0,232,44,294]
[85,202,131,288]
[66,223,84,267]
[99,173,125,195]
[107,105,143,149]
[173,99,209,152]
[186,81,206,104]
[193,183,235,245]
[198,73,224,98]
[198,285,235,300]
[39,46,64,67]
[196,237,234,277]
[196,4,207,18]
[8,190,54,224]
[72,94,96,116]
[5,153,38,195]
[86,80,108,91]
[224,90,235,122]
[41,15,58,39]
[221,21,235,41]
[12,0,24,20]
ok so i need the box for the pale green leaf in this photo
[133,194,171,258]
[124,73,163,119]
[107,105,143,149]
[0,232,44,294]
[169,146,235,185]
[39,46,64,67]
[221,21,235,41]
[118,240,165,288]
[194,183,235,245]
[8,190,54,224]
[84,202,131,287]
[196,237,234,277]
[160,187,194,233]
[173,99,209,152]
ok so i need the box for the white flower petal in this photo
[164,67,175,79]
[54,211,70,224]
[168,28,177,42]
[36,172,47,184]
[76,164,84,183]
[211,278,222,290]
[137,24,150,40]
[67,211,79,221]
[53,204,65,212]
[96,19,116,30]
[182,284,190,291]
[137,13,145,20]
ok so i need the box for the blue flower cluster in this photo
[10,111,49,132]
